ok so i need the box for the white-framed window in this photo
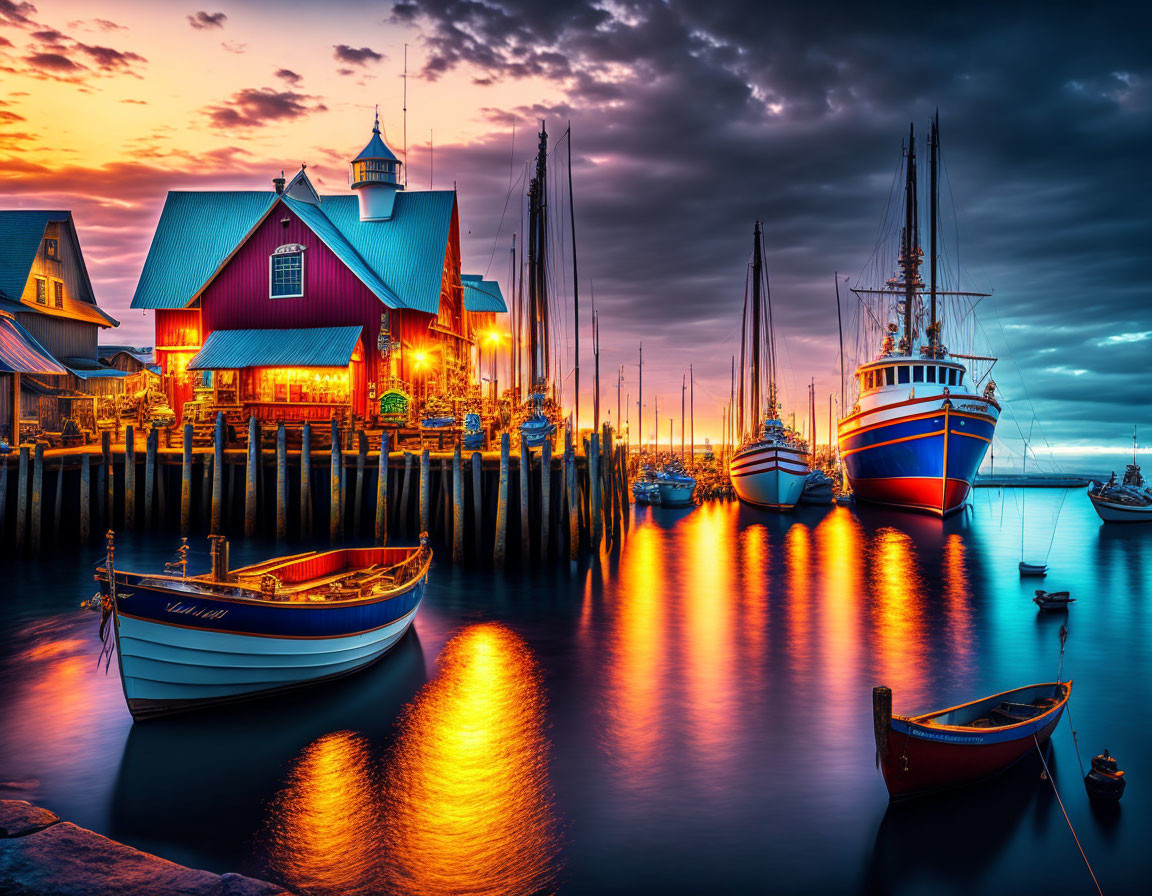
[270,244,305,298]
[52,280,63,308]
[34,277,47,304]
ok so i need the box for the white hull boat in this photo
[730,441,809,511]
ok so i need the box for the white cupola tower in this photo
[350,109,403,221]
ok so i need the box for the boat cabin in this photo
[857,359,966,395]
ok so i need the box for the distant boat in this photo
[1087,428,1152,522]
[799,469,834,505]
[838,115,999,516]
[1033,590,1074,611]
[730,221,810,511]
[93,534,432,720]
[1018,561,1048,577]
[872,681,1071,800]
[656,461,696,506]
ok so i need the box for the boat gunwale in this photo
[102,549,432,609]
[898,680,1071,734]
[838,391,1000,430]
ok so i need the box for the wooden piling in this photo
[180,424,192,534]
[246,416,258,538]
[590,432,602,548]
[519,433,531,560]
[354,430,367,537]
[494,432,509,566]
[211,413,224,534]
[566,447,578,561]
[300,422,312,538]
[419,449,430,535]
[330,419,342,544]
[124,425,136,531]
[31,442,43,553]
[0,456,6,540]
[15,445,27,550]
[400,452,413,536]
[99,430,110,526]
[621,448,630,525]
[471,451,482,559]
[276,422,287,540]
[79,453,90,542]
[52,457,63,543]
[452,444,464,563]
[144,427,157,529]
[540,438,552,562]
[437,456,449,541]
[375,432,388,546]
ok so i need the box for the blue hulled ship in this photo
[838,116,999,516]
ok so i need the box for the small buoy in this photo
[1084,749,1125,802]
[1040,770,1048,781]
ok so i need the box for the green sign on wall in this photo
[380,389,409,420]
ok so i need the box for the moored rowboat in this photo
[93,533,432,721]
[872,681,1071,800]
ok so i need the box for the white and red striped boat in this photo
[728,222,810,511]
[730,417,809,510]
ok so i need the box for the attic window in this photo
[43,238,58,260]
[34,277,47,304]
[270,244,305,299]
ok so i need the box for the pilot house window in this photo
[270,246,304,298]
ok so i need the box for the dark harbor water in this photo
[1,488,1148,895]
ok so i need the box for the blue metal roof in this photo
[188,326,363,369]
[0,210,69,303]
[0,314,66,374]
[131,183,455,317]
[320,192,454,316]
[281,197,402,308]
[131,192,278,309]
[462,276,507,313]
[353,124,400,163]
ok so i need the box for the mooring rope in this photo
[1064,700,1088,779]
[1033,734,1102,896]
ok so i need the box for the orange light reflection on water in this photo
[265,731,381,896]
[869,526,931,707]
[380,623,561,896]
[604,522,666,791]
[943,533,974,673]
[683,503,737,765]
[815,510,865,738]
[784,524,813,677]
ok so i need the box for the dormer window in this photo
[270,244,305,298]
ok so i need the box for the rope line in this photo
[1033,734,1103,896]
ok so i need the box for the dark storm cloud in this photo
[203,87,327,128]
[394,0,1152,451]
[333,44,384,66]
[187,11,227,30]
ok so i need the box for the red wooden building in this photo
[132,118,506,429]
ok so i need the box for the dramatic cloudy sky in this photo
[2,1,1148,468]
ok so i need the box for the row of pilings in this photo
[0,415,631,564]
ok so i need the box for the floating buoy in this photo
[1084,749,1125,802]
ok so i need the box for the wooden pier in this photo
[0,417,629,564]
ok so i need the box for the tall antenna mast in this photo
[929,111,939,355]
[568,123,580,430]
[901,123,920,351]
[402,44,408,188]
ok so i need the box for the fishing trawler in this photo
[730,222,810,510]
[1087,429,1152,522]
[92,534,431,720]
[838,116,999,516]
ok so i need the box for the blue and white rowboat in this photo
[93,534,432,720]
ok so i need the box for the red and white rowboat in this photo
[872,681,1071,800]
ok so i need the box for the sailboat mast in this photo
[638,342,643,453]
[929,112,939,355]
[835,272,845,412]
[763,223,779,413]
[569,123,580,428]
[750,221,763,425]
[527,122,550,390]
[901,124,919,352]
